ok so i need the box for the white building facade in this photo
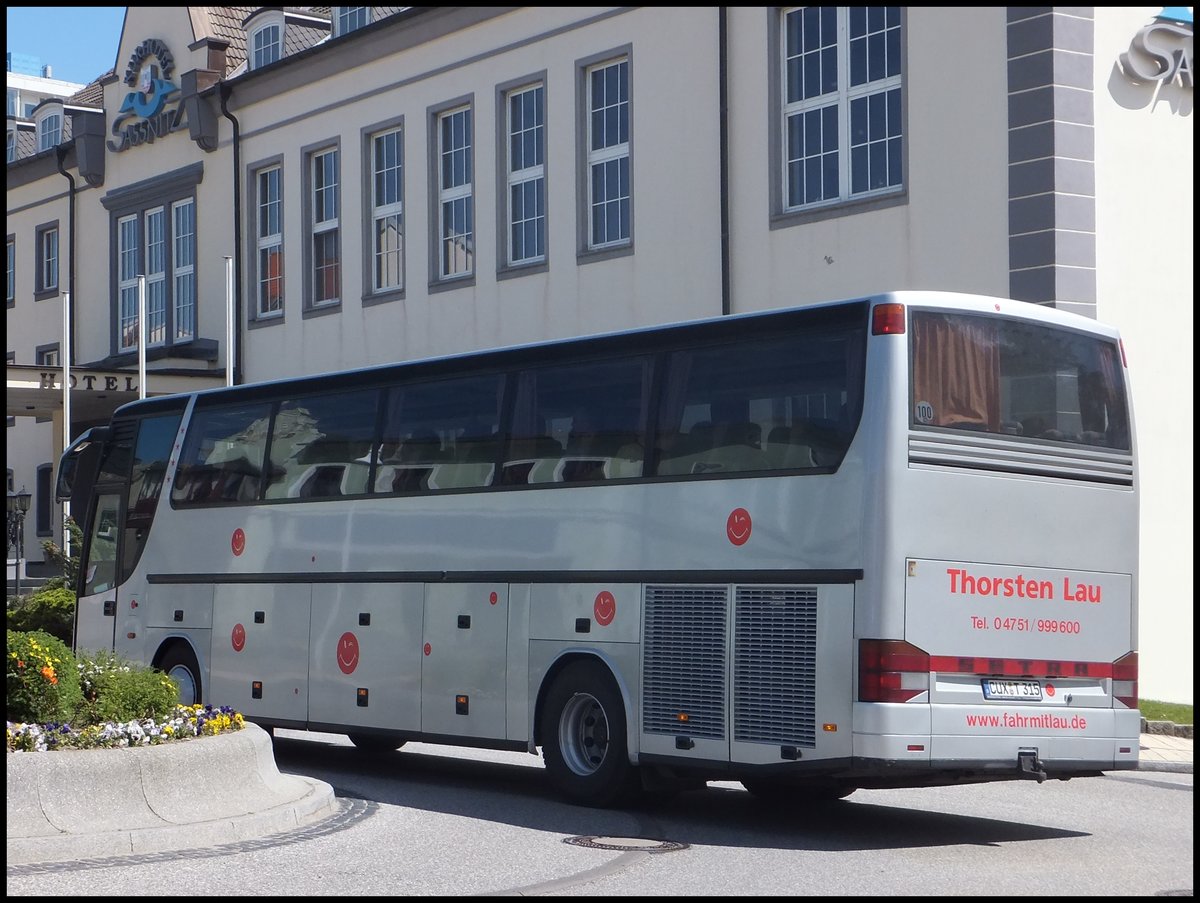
[6,6,1192,701]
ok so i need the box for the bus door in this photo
[74,487,125,653]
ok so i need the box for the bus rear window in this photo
[910,312,1130,450]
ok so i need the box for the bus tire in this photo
[159,643,202,706]
[347,734,407,753]
[740,778,856,803]
[541,659,640,808]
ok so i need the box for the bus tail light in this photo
[872,303,906,335]
[859,639,929,703]
[1112,651,1138,709]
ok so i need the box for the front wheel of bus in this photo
[159,643,202,706]
[541,660,639,808]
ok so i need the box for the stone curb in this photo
[1140,719,1194,740]
[6,722,337,866]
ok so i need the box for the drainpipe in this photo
[54,146,77,364]
[219,82,244,386]
[718,7,731,316]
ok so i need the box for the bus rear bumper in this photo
[850,702,1141,782]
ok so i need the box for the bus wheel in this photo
[159,643,202,706]
[347,734,407,753]
[541,660,640,808]
[740,778,856,803]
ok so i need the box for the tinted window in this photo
[377,373,506,493]
[172,404,272,505]
[656,328,863,475]
[504,356,651,484]
[263,389,380,500]
[911,312,1130,450]
[121,413,182,580]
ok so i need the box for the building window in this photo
[251,24,281,70]
[437,105,474,280]
[334,7,371,36]
[255,165,284,318]
[173,199,196,340]
[308,146,341,307]
[117,214,140,351]
[35,224,58,295]
[780,6,903,211]
[6,129,14,163]
[506,82,546,266]
[586,57,631,249]
[103,164,201,355]
[36,463,53,537]
[6,236,14,307]
[37,112,61,152]
[36,345,60,367]
[145,207,167,346]
[370,126,404,294]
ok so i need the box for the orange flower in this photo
[41,666,58,685]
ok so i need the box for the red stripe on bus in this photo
[928,656,1113,679]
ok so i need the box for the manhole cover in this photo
[564,835,689,853]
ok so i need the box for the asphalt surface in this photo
[6,723,1192,868]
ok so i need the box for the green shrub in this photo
[73,649,181,726]
[6,630,83,724]
[7,585,76,645]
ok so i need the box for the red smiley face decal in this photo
[594,591,616,627]
[231,528,246,556]
[336,632,360,675]
[726,508,752,546]
[231,623,246,652]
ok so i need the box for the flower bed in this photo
[7,704,245,752]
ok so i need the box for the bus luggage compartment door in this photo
[421,583,509,739]
[308,583,424,733]
[209,583,311,723]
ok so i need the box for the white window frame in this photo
[334,7,371,37]
[37,111,62,152]
[117,214,140,352]
[255,165,284,318]
[6,129,14,163]
[506,82,546,266]
[437,105,474,280]
[172,199,196,341]
[370,126,404,294]
[37,225,59,293]
[144,207,167,347]
[7,238,15,306]
[37,346,60,367]
[309,147,341,307]
[585,58,631,250]
[250,22,282,70]
[780,6,904,212]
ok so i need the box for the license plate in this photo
[981,679,1042,701]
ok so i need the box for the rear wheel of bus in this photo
[159,642,202,707]
[541,659,640,808]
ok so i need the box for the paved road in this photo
[6,729,1193,896]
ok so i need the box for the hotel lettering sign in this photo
[108,38,187,152]
[38,370,139,393]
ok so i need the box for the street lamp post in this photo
[7,487,32,600]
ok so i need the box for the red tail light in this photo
[859,639,929,702]
[1112,651,1138,709]
[872,303,906,335]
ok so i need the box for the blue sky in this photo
[7,7,126,86]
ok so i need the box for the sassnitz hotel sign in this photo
[108,38,187,151]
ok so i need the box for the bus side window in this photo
[120,413,182,583]
[172,404,272,506]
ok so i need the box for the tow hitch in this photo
[1017,748,1047,783]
